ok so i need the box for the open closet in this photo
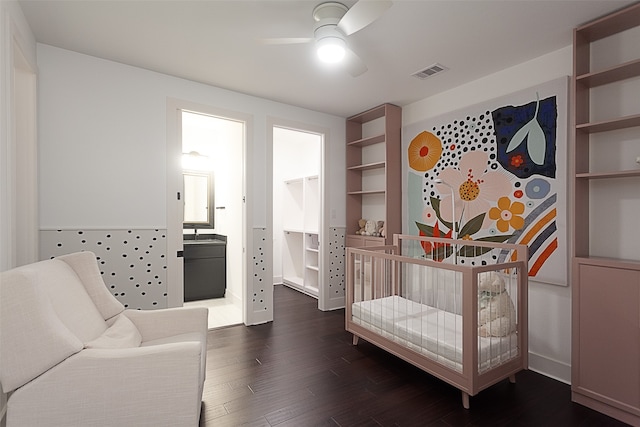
[272,126,322,300]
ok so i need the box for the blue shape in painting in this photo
[492,95,557,179]
[525,178,551,199]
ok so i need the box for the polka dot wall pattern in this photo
[40,229,168,310]
[328,227,346,298]
[422,113,497,204]
[252,228,268,313]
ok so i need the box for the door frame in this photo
[166,98,252,324]
[1,21,38,270]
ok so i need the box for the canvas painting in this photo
[402,77,568,285]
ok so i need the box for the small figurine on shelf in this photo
[364,220,376,236]
[375,221,385,238]
[355,219,367,235]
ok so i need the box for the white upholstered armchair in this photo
[0,251,208,426]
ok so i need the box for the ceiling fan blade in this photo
[337,0,392,36]
[344,47,368,77]
[259,37,313,45]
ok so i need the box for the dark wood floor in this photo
[201,285,627,426]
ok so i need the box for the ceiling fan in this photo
[262,1,392,77]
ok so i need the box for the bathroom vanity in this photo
[183,235,226,301]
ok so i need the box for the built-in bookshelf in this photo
[346,104,401,247]
[571,3,640,425]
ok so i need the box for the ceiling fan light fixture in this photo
[316,37,346,63]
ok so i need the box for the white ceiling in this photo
[18,0,635,118]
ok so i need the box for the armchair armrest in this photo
[7,343,203,426]
[123,307,208,342]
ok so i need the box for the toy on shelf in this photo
[355,219,367,235]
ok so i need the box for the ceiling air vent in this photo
[411,63,448,80]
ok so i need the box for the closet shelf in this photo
[305,265,319,272]
[347,161,386,171]
[283,276,303,287]
[281,174,320,299]
[284,178,303,185]
[283,228,304,234]
[576,113,640,133]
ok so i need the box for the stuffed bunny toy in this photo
[478,271,517,337]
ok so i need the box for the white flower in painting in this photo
[436,151,511,229]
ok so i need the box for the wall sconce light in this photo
[182,151,213,171]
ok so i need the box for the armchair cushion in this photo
[33,258,108,343]
[84,314,142,349]
[57,251,125,321]
[7,342,203,426]
[0,268,83,392]
[0,251,208,426]
[123,306,208,342]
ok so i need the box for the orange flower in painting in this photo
[489,196,525,232]
[408,131,443,172]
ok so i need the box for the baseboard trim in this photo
[528,351,571,384]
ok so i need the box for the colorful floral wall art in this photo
[402,77,568,285]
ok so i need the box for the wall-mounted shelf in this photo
[347,161,386,172]
[346,134,386,147]
[576,58,640,87]
[575,169,640,179]
[575,114,640,133]
[347,190,386,196]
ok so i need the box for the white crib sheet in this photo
[352,295,519,373]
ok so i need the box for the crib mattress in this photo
[351,295,518,373]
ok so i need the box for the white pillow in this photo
[84,315,142,349]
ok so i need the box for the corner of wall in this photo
[528,352,571,384]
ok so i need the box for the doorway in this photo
[180,111,243,329]
[4,40,38,268]
[166,100,248,328]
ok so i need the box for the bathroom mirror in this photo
[183,171,214,229]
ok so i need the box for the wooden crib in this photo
[345,234,528,409]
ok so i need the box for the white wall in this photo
[36,43,345,324]
[37,44,346,229]
[403,46,574,383]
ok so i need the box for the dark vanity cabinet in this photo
[183,239,226,301]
